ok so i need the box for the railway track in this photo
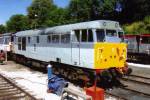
[122,74,150,86]
[106,86,150,100]
[121,74,150,97]
[121,87,150,97]
[105,92,128,100]
[106,74,150,100]
[0,73,39,100]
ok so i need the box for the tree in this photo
[27,0,55,28]
[0,25,6,34]
[68,0,122,22]
[47,8,70,26]
[122,0,150,23]
[68,0,98,22]
[123,16,150,34]
[6,14,30,32]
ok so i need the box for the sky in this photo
[0,0,70,25]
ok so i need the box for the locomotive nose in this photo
[94,43,127,69]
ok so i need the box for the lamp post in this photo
[34,14,37,29]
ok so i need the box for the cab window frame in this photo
[96,29,105,42]
[61,33,70,44]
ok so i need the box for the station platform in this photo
[128,62,150,78]
[128,63,150,68]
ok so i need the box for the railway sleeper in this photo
[0,83,8,85]
[0,90,23,97]
[0,94,26,100]
[0,88,18,93]
[0,84,13,87]
[122,87,150,97]
[0,86,15,90]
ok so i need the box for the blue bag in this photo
[48,75,67,95]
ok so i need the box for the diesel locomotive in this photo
[0,20,131,88]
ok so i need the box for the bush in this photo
[123,16,150,34]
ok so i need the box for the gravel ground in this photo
[106,63,150,100]
[0,61,116,100]
[1,61,150,100]
[0,61,60,100]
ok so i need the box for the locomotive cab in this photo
[96,29,122,43]
[94,29,127,70]
[13,20,130,89]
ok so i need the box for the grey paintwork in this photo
[44,20,120,35]
[15,29,44,37]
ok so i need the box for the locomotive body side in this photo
[12,20,129,88]
[13,20,127,70]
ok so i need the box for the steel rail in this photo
[105,92,128,100]
[122,77,150,86]
[0,73,39,100]
[121,87,150,97]
[129,74,150,80]
[122,74,150,86]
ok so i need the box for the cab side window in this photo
[36,36,39,43]
[28,37,31,43]
[96,29,105,42]
[81,30,87,42]
[88,29,93,42]
[61,34,70,43]
[18,37,21,50]
[52,35,60,43]
[74,30,80,42]
[47,35,51,43]
[22,37,26,50]
[81,29,93,42]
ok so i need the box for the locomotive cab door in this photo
[71,30,80,66]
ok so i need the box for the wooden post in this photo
[5,50,7,62]
[4,46,7,62]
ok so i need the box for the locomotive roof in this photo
[0,33,12,36]
[44,20,120,34]
[15,29,44,36]
[15,20,120,36]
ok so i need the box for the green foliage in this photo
[6,14,30,32]
[68,0,122,22]
[3,0,150,33]
[48,8,70,26]
[0,25,6,34]
[122,0,150,23]
[123,16,150,34]
[68,0,92,22]
[27,0,55,28]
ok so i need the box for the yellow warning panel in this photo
[94,43,127,69]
